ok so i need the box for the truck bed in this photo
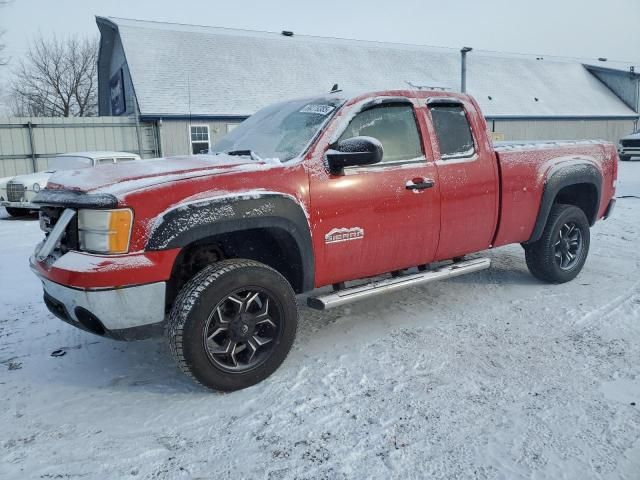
[491,140,618,248]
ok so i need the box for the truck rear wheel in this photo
[619,154,631,161]
[167,259,298,391]
[524,204,590,283]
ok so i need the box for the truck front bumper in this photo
[39,276,166,340]
[30,247,180,340]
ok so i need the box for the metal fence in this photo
[0,117,160,177]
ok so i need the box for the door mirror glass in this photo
[326,136,383,173]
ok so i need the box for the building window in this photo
[190,125,210,154]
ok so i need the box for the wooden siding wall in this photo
[159,120,243,157]
[490,119,637,144]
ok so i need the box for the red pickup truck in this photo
[30,89,617,391]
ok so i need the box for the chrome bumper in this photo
[39,276,166,339]
[0,200,39,209]
[619,147,640,157]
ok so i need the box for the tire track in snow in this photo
[573,276,640,327]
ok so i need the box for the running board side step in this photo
[307,258,491,310]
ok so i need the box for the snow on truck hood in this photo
[45,154,273,194]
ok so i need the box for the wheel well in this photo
[166,227,305,310]
[553,183,599,225]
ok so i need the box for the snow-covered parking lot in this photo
[1,163,640,480]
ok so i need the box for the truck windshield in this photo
[49,156,93,171]
[211,96,344,162]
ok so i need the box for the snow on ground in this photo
[1,163,640,480]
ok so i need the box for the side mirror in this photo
[326,136,383,174]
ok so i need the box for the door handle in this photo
[405,178,435,190]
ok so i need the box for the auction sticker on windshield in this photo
[299,104,335,115]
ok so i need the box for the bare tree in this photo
[9,35,98,117]
[0,30,6,67]
[0,0,11,66]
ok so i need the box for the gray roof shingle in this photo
[99,16,638,119]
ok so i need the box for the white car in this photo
[0,151,141,217]
[619,131,640,161]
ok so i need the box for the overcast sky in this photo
[1,0,639,85]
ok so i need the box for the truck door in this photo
[424,99,499,260]
[309,99,441,287]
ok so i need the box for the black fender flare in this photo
[526,160,602,244]
[146,193,314,292]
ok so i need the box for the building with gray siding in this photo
[96,16,639,157]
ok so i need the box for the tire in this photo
[524,204,590,284]
[167,259,298,391]
[5,207,28,217]
[619,154,631,161]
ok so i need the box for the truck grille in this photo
[7,182,25,202]
[39,207,79,253]
[621,139,640,148]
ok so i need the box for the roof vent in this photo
[598,57,607,62]
[281,30,294,37]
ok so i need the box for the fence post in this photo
[27,121,37,173]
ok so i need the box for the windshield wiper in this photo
[225,150,263,162]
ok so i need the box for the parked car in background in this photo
[0,151,141,217]
[618,131,640,161]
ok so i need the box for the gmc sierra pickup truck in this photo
[30,89,617,391]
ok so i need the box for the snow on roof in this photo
[56,151,140,158]
[98,16,638,119]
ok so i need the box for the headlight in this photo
[77,209,133,254]
[33,183,40,192]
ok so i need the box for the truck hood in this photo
[45,154,270,194]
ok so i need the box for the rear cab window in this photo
[97,158,115,165]
[428,104,476,160]
[338,104,423,164]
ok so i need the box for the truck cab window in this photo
[429,105,475,159]
[339,104,423,163]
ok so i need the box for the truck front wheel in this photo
[524,204,590,283]
[167,259,298,391]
